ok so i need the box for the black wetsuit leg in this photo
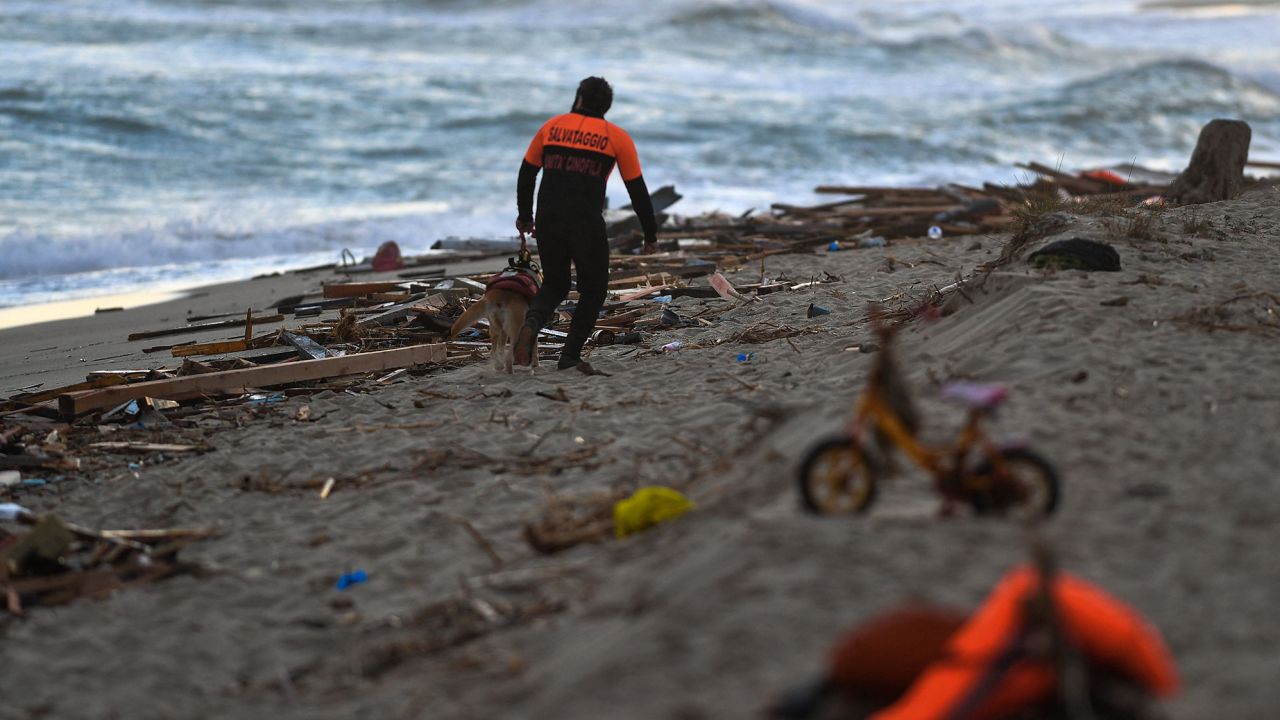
[525,216,608,364]
[564,216,609,361]
[525,222,573,332]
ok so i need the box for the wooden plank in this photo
[58,344,447,418]
[322,281,405,299]
[0,455,81,471]
[367,292,414,304]
[837,205,957,218]
[771,197,867,215]
[10,376,127,404]
[171,339,247,358]
[814,185,933,195]
[88,442,207,454]
[615,286,667,302]
[1246,159,1280,170]
[453,277,488,294]
[85,370,154,380]
[356,296,429,328]
[170,330,280,358]
[282,332,331,360]
[127,315,283,342]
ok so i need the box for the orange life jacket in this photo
[870,566,1178,720]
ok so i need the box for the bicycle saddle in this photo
[941,382,1008,411]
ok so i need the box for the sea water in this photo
[1,0,1278,309]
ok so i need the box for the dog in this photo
[450,264,541,373]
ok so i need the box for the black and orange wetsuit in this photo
[517,108,657,366]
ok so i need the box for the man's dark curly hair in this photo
[575,76,613,116]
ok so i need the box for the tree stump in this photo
[1165,119,1251,205]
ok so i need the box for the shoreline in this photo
[0,286,188,332]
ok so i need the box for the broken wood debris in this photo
[58,343,447,417]
[0,508,211,617]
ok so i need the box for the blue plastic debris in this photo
[247,393,287,405]
[336,569,368,590]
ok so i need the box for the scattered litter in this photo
[247,393,287,405]
[613,486,695,539]
[0,505,213,616]
[807,304,831,318]
[336,569,368,590]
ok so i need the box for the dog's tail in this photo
[449,298,488,338]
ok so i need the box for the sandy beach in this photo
[1,182,1278,718]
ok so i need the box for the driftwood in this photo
[1166,119,1251,205]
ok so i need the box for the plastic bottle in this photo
[928,225,944,241]
[736,352,756,363]
[859,236,886,248]
[827,240,844,252]
[661,340,683,352]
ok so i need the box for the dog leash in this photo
[517,232,532,267]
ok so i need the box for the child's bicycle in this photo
[798,324,1060,518]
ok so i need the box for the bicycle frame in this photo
[844,383,1004,494]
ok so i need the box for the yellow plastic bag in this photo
[613,486,695,539]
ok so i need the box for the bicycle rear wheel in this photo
[798,436,879,515]
[970,447,1060,519]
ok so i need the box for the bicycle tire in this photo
[970,447,1060,519]
[798,436,879,515]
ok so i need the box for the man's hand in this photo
[515,217,535,235]
[641,239,658,255]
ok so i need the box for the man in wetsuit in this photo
[513,76,658,371]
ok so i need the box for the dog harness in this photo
[485,265,541,301]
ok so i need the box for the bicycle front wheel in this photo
[970,447,1060,519]
[798,436,879,515]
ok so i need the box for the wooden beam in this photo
[322,281,406,299]
[88,442,207,454]
[10,376,127,404]
[170,330,279,358]
[59,344,447,418]
[1246,159,1280,170]
[837,205,957,218]
[814,185,934,195]
[127,315,283,342]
